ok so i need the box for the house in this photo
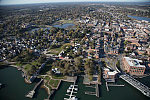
[52,68,61,74]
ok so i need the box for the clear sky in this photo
[0,0,149,5]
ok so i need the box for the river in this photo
[128,15,150,22]
[0,67,150,100]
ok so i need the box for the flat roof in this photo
[124,57,145,68]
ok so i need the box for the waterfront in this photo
[128,15,150,22]
[0,67,48,100]
[52,77,150,100]
[0,67,150,100]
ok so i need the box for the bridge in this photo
[25,79,43,98]
[120,74,150,97]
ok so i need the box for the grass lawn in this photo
[52,75,64,79]
[59,20,74,24]
[47,43,71,55]
[47,47,62,55]
[49,79,60,88]
[24,64,32,72]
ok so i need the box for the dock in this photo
[85,85,96,88]
[25,79,43,98]
[85,84,99,97]
[105,82,109,91]
[96,84,99,97]
[108,84,125,87]
[85,91,96,95]
[64,84,78,100]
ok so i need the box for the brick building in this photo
[122,57,145,76]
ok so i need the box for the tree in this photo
[74,57,82,67]
[116,60,120,68]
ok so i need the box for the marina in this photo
[64,84,78,100]
[0,67,150,100]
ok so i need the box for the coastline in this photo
[41,83,51,95]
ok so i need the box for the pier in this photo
[108,84,125,87]
[105,82,109,91]
[85,84,99,97]
[120,74,150,97]
[25,79,43,98]
[64,84,78,100]
[85,91,97,95]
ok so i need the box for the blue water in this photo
[53,23,75,28]
[128,15,150,22]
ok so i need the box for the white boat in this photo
[67,89,71,93]
[71,97,78,100]
[74,88,78,91]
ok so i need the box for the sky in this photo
[0,0,150,5]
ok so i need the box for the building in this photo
[103,68,118,82]
[122,57,146,76]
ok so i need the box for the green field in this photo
[47,47,62,55]
[58,20,74,24]
[49,79,60,88]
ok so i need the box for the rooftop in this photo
[124,57,145,68]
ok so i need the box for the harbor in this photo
[0,67,150,100]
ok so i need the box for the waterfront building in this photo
[122,57,146,76]
[103,68,118,82]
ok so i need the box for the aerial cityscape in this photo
[0,0,150,100]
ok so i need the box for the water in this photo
[52,77,150,100]
[128,15,150,22]
[0,67,48,100]
[0,67,150,100]
[53,23,75,29]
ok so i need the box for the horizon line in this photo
[0,1,150,6]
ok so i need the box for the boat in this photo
[71,97,78,100]
[0,83,2,89]
[67,89,71,93]
[65,84,78,100]
[74,88,78,91]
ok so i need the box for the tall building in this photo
[122,57,145,76]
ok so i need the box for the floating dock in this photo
[64,84,78,100]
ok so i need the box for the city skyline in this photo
[0,0,150,5]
